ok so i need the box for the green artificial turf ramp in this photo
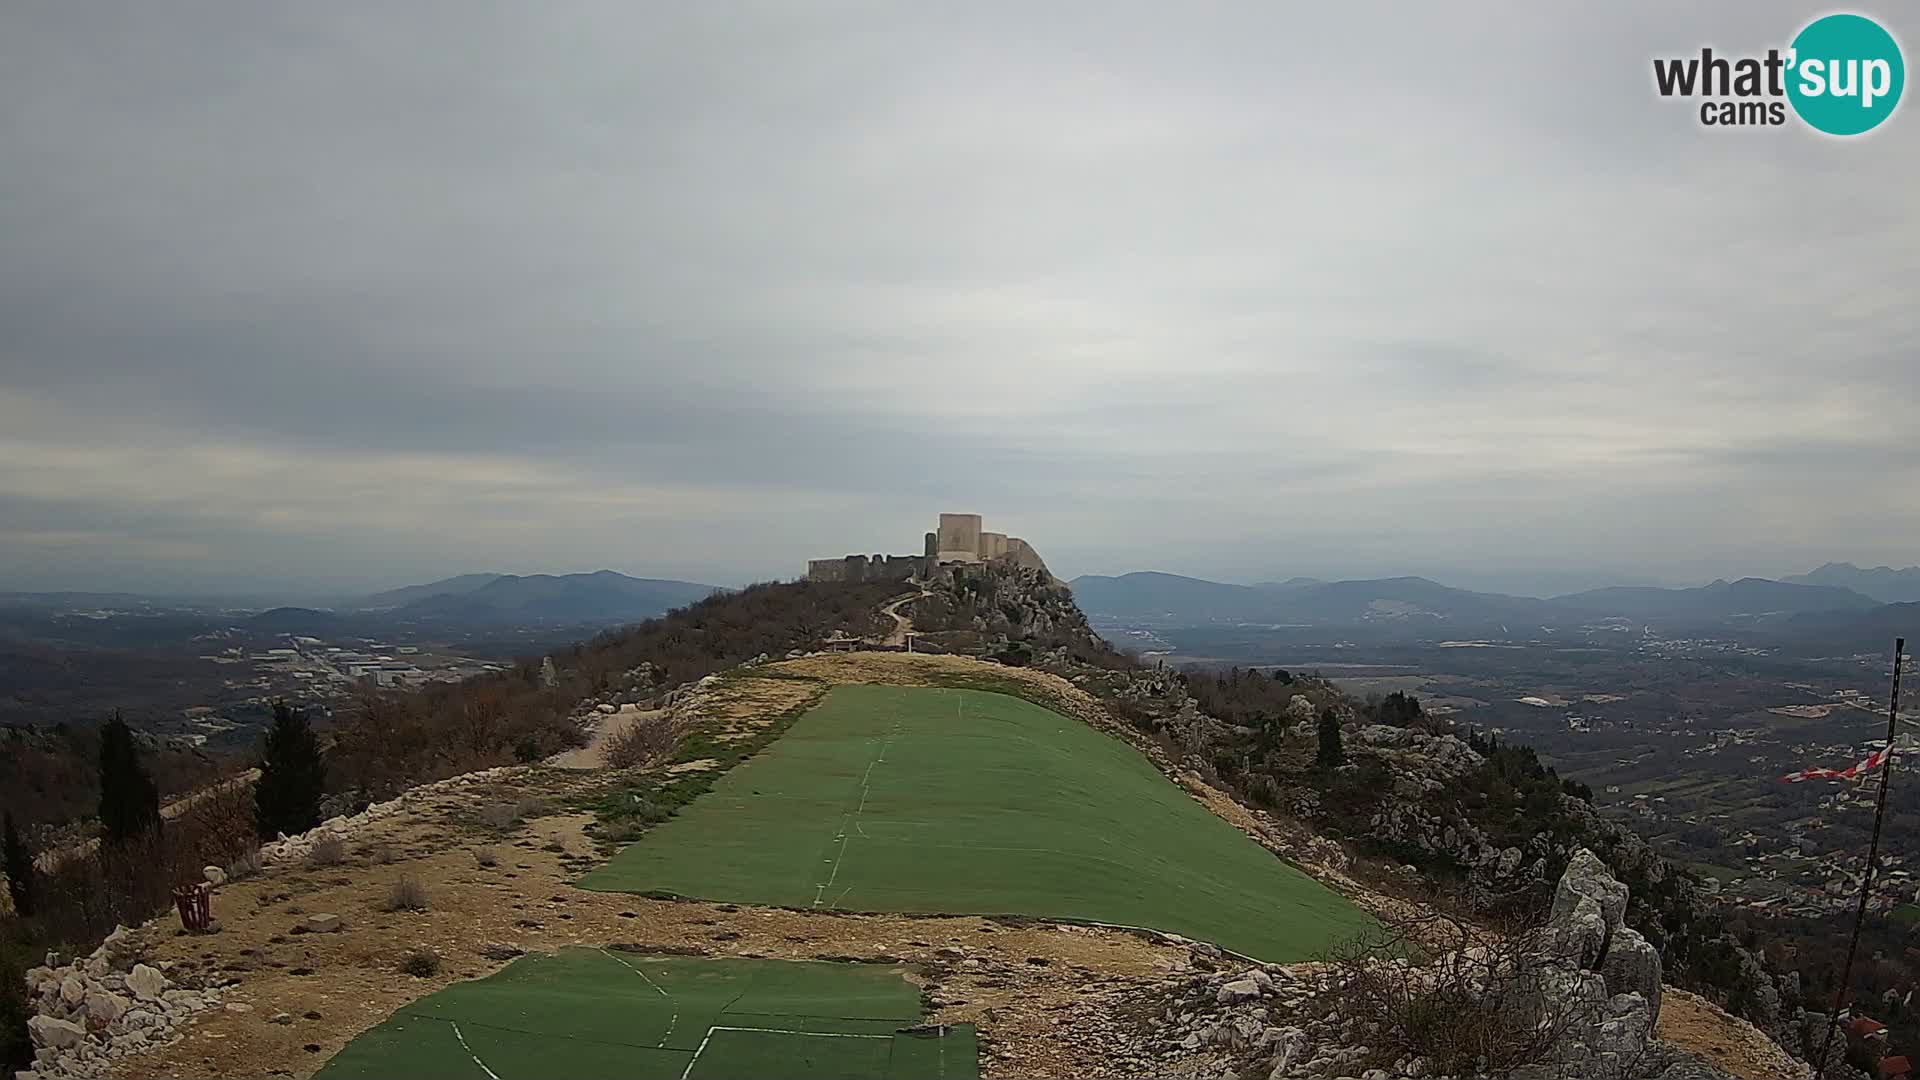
[315,950,972,1080]
[579,683,1373,960]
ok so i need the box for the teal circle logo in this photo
[1787,13,1904,135]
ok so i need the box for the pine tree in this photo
[1315,708,1345,769]
[255,702,326,840]
[97,713,161,843]
[2,811,32,917]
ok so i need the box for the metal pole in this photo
[1816,638,1906,1079]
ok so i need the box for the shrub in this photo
[1324,909,1593,1079]
[474,847,498,868]
[513,798,549,821]
[3,813,33,917]
[399,948,441,977]
[226,848,264,882]
[1,929,31,1072]
[385,875,429,912]
[255,703,327,840]
[475,803,518,831]
[306,836,346,867]
[1316,709,1345,769]
[603,718,678,770]
[97,714,161,844]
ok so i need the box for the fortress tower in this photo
[935,513,984,564]
[806,512,1048,581]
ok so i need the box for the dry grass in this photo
[306,836,347,868]
[384,875,429,912]
[399,948,441,977]
[603,715,680,770]
[1324,909,1596,1079]
[226,848,264,881]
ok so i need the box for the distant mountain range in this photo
[355,573,510,611]
[1068,569,1897,635]
[1782,562,1920,604]
[349,571,722,626]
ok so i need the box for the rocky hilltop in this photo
[10,569,1828,1080]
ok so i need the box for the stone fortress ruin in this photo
[806,513,1050,583]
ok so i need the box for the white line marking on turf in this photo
[449,1021,503,1080]
[813,728,896,907]
[600,947,678,1047]
[679,1025,892,1080]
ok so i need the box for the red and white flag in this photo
[1781,746,1893,784]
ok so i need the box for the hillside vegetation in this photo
[912,562,1808,1050]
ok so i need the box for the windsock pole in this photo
[1816,637,1906,1079]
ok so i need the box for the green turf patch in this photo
[315,950,972,1080]
[579,684,1374,960]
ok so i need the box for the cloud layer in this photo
[3,3,1917,595]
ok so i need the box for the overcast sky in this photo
[2,3,1916,598]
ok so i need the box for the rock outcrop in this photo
[19,925,222,1079]
[1139,851,1742,1080]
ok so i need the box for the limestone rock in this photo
[305,913,342,934]
[58,977,85,1008]
[1601,925,1663,1023]
[84,991,127,1025]
[27,1016,85,1050]
[203,865,227,887]
[1553,848,1628,937]
[1552,892,1610,970]
[1215,978,1262,1004]
[125,964,167,1001]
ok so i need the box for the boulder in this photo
[203,865,227,887]
[1552,848,1628,937]
[58,976,85,1008]
[305,913,342,934]
[1551,892,1610,969]
[1215,978,1263,1004]
[26,1016,85,1050]
[84,991,127,1025]
[125,964,167,1002]
[1600,925,1663,1023]
[98,925,141,972]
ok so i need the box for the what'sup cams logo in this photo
[1654,12,1904,135]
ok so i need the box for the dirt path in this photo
[546,705,663,769]
[876,590,927,647]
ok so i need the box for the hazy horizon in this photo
[4,4,1916,597]
[4,555,1908,606]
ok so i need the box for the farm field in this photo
[580,683,1372,960]
[315,949,973,1080]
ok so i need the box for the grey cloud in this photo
[2,2,1917,592]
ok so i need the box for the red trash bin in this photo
[173,882,212,932]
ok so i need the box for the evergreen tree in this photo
[255,702,327,840]
[1315,708,1345,769]
[97,713,161,843]
[2,812,31,917]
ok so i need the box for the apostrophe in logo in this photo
[1786,13,1904,135]
[1652,12,1904,136]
